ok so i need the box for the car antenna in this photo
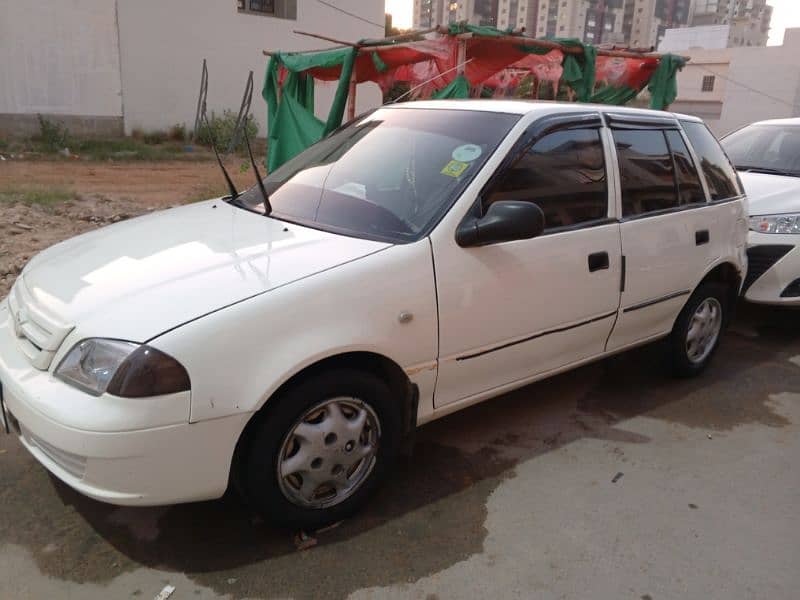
[243,126,272,215]
[201,108,238,200]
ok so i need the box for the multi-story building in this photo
[413,0,536,32]
[690,0,772,47]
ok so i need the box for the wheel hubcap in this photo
[686,297,722,364]
[277,397,381,509]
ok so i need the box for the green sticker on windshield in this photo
[441,160,469,178]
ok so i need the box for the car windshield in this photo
[238,107,520,242]
[721,124,800,177]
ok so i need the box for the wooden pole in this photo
[292,30,360,47]
[347,70,357,121]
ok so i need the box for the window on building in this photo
[613,129,679,216]
[701,75,715,92]
[237,0,296,19]
[484,129,608,230]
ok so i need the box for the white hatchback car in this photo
[0,101,748,529]
[721,117,800,306]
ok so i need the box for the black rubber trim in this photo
[455,310,618,361]
[620,255,626,292]
[619,200,712,222]
[606,112,680,129]
[541,217,617,236]
[623,290,691,313]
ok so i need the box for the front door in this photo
[431,117,622,407]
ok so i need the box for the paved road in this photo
[1,303,798,600]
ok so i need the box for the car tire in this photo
[241,368,402,530]
[669,282,728,378]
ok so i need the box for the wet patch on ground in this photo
[0,303,797,599]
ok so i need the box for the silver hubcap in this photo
[686,297,722,364]
[277,397,380,509]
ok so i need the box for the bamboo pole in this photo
[347,70,357,121]
[292,30,360,48]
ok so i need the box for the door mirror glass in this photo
[456,201,545,247]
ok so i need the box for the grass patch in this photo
[0,186,77,205]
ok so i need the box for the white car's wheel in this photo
[241,369,402,529]
[669,282,728,377]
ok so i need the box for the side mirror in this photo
[456,201,545,247]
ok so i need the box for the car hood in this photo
[19,200,389,341]
[738,171,800,216]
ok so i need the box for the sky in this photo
[385,0,800,45]
[767,0,800,45]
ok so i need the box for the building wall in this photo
[671,28,800,135]
[0,0,124,137]
[116,0,384,136]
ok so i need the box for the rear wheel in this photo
[669,282,728,377]
[241,369,402,530]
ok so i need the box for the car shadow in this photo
[10,302,800,598]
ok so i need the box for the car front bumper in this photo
[742,232,800,306]
[0,301,250,506]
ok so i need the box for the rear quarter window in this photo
[680,121,743,201]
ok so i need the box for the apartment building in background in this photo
[690,0,772,46]
[413,0,769,50]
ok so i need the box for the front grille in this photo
[7,278,73,370]
[21,425,87,479]
[742,245,794,293]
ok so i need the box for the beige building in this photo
[0,0,384,138]
[670,28,800,135]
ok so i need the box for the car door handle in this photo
[588,251,609,272]
[695,230,710,245]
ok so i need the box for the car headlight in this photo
[55,338,190,397]
[749,214,800,234]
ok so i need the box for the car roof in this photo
[746,117,800,127]
[384,99,703,123]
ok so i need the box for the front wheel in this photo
[241,369,402,530]
[668,282,728,377]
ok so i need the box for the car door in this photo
[431,113,623,408]
[604,114,718,351]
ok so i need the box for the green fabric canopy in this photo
[648,53,687,110]
[262,47,357,172]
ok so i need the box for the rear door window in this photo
[612,129,679,217]
[681,121,743,200]
[665,130,706,205]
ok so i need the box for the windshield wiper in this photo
[243,127,272,216]
[737,165,800,178]
[201,111,239,200]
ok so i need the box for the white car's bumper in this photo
[743,231,800,306]
[0,301,250,506]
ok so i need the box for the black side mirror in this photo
[456,201,545,247]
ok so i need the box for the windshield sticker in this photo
[441,160,470,178]
[452,144,482,162]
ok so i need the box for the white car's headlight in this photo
[55,338,190,397]
[749,214,800,234]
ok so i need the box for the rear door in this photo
[605,114,716,350]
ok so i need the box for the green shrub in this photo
[36,115,70,151]
[142,130,168,145]
[168,123,188,142]
[196,110,258,152]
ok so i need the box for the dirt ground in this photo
[0,160,253,297]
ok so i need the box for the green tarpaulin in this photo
[648,53,687,110]
[432,75,471,99]
[262,47,357,171]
